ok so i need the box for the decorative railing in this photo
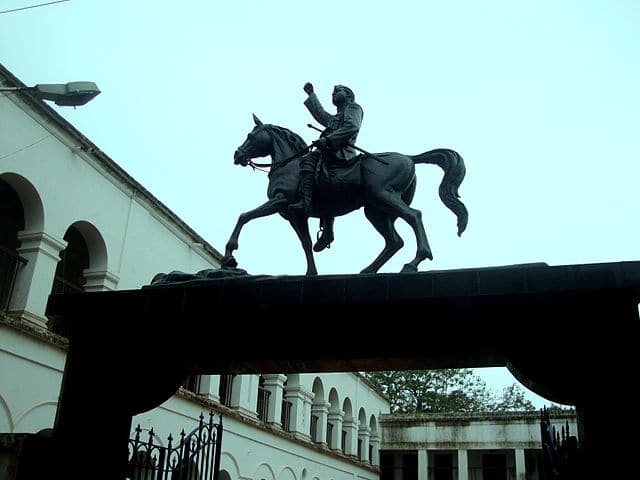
[128,411,222,480]
[183,375,202,394]
[0,244,27,310]
[281,400,292,431]
[51,274,84,295]
[219,374,234,407]
[257,387,271,423]
[310,415,319,442]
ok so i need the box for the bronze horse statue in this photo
[221,115,468,275]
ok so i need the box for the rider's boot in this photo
[314,217,334,252]
[289,172,314,216]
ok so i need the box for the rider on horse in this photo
[288,82,364,252]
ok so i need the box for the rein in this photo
[247,145,313,174]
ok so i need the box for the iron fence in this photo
[540,406,579,479]
[128,411,222,480]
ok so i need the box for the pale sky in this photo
[2,0,639,408]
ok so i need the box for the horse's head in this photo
[234,114,273,167]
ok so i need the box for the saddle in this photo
[316,154,363,192]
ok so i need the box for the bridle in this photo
[236,128,313,174]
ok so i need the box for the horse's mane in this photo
[265,124,308,153]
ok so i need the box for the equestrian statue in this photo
[221,82,468,276]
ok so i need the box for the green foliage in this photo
[363,369,536,414]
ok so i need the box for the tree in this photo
[364,369,536,414]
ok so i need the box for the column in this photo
[285,384,313,441]
[369,431,381,466]
[418,449,429,480]
[263,373,287,428]
[327,409,344,451]
[358,425,371,462]
[199,375,221,402]
[343,417,358,457]
[9,230,66,326]
[311,401,330,446]
[514,449,526,480]
[457,449,468,480]
[83,268,119,292]
[229,374,259,419]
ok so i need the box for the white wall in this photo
[1,83,221,324]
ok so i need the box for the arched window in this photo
[51,226,89,295]
[0,178,26,310]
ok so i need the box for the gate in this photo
[540,407,578,479]
[128,412,222,480]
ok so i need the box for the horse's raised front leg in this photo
[221,195,289,268]
[287,213,318,276]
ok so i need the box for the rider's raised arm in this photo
[304,92,333,127]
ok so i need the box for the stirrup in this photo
[314,227,333,252]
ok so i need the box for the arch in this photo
[327,387,340,412]
[219,470,233,480]
[311,377,324,404]
[254,462,276,480]
[342,397,353,422]
[369,414,378,434]
[13,400,57,432]
[220,452,241,480]
[69,220,108,271]
[358,407,367,426]
[0,172,44,232]
[278,466,297,480]
[51,221,109,295]
[0,176,25,251]
[0,394,13,432]
[51,225,90,294]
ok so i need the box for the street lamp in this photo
[0,81,100,106]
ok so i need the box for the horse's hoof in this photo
[221,255,238,269]
[401,264,418,273]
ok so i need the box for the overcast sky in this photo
[2,0,639,408]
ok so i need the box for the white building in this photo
[1,63,573,480]
[380,412,577,480]
[0,63,388,480]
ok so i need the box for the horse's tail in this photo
[411,148,468,236]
